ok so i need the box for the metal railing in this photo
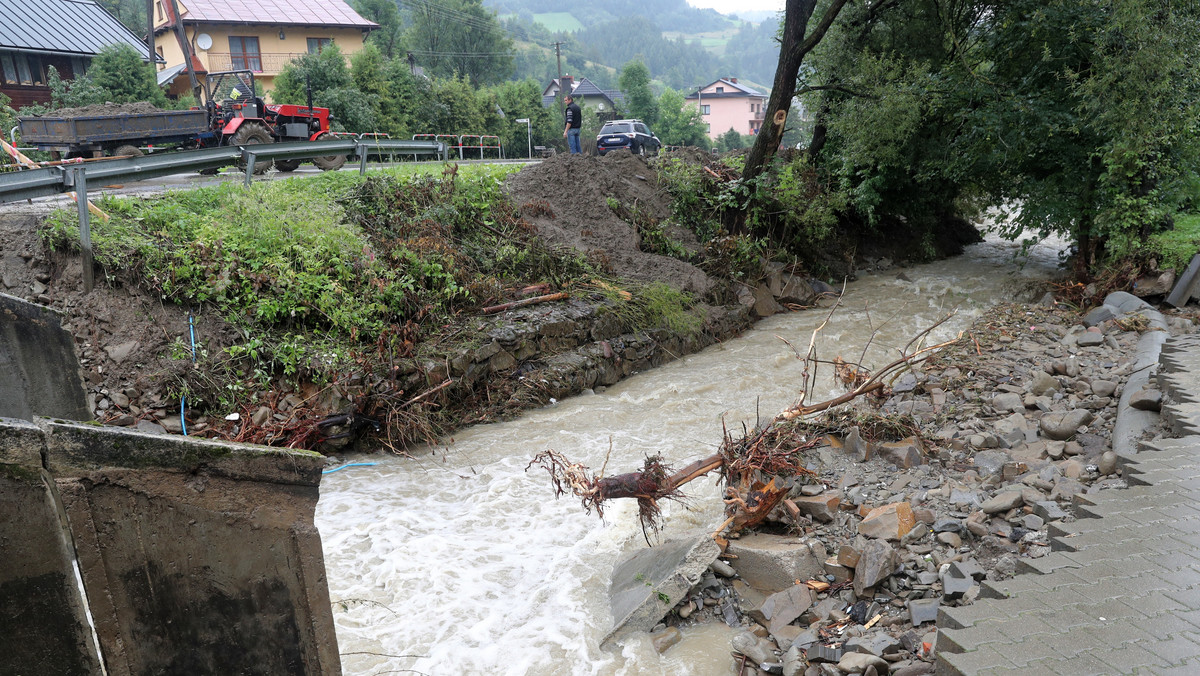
[0,138,447,291]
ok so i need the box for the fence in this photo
[414,133,504,160]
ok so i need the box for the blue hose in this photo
[182,313,196,436]
[322,462,378,474]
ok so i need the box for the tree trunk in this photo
[742,0,850,185]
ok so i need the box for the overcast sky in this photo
[686,0,784,16]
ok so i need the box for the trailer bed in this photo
[18,109,209,146]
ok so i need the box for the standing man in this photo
[563,94,582,155]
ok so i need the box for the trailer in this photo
[18,109,211,158]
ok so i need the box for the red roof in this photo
[179,0,378,28]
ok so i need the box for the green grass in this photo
[532,12,584,32]
[1150,213,1200,272]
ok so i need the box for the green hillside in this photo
[532,12,584,32]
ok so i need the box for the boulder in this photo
[837,652,889,674]
[1039,409,1094,440]
[752,284,784,318]
[726,533,825,591]
[853,538,899,597]
[792,492,841,523]
[605,534,719,645]
[1129,387,1163,412]
[858,502,916,541]
[878,437,924,468]
[759,585,814,633]
[980,491,1023,514]
[1030,371,1059,396]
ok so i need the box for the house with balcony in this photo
[0,0,157,108]
[152,0,376,101]
[685,77,768,139]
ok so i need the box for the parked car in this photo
[596,119,661,156]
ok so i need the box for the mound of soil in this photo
[34,102,168,118]
[504,152,714,296]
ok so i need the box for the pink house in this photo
[686,78,768,139]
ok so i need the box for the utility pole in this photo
[552,41,565,112]
[146,0,155,65]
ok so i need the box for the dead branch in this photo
[481,292,568,315]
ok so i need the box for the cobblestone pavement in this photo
[935,333,1200,675]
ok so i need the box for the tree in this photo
[88,44,170,107]
[717,128,745,152]
[274,45,377,132]
[618,59,658,126]
[351,0,404,57]
[405,0,515,86]
[742,0,849,184]
[655,88,710,149]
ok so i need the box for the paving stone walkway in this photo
[935,333,1200,675]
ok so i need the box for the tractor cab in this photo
[205,70,264,127]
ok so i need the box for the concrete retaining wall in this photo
[0,293,89,421]
[0,418,341,676]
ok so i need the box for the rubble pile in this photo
[645,299,1195,675]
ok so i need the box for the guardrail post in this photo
[357,143,369,175]
[71,167,94,293]
[243,152,255,187]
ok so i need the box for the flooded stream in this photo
[315,233,1065,675]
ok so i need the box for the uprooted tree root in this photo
[528,304,964,539]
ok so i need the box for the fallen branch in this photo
[481,291,568,315]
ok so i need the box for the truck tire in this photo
[274,159,302,172]
[312,132,347,171]
[230,122,273,174]
[113,145,143,158]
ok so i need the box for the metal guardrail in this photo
[0,138,447,292]
[0,139,447,204]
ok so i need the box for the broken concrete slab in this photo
[0,293,90,421]
[606,533,719,645]
[726,533,825,591]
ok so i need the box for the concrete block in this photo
[726,533,825,591]
[606,533,719,645]
[0,293,90,421]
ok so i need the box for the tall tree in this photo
[656,88,710,148]
[405,0,515,85]
[618,59,658,126]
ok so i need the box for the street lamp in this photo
[515,118,531,159]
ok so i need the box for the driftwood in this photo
[481,291,568,315]
[527,304,963,540]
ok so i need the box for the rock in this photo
[252,406,272,426]
[932,518,963,533]
[837,545,862,568]
[759,585,814,633]
[941,567,976,601]
[1083,305,1115,326]
[908,598,939,626]
[1129,387,1162,412]
[793,492,842,523]
[1023,514,1045,530]
[1039,409,1094,441]
[844,427,875,462]
[1034,500,1069,521]
[135,419,166,434]
[110,391,130,409]
[779,275,816,304]
[711,559,736,578]
[159,415,184,434]
[1097,450,1118,476]
[1045,441,1066,459]
[893,664,934,676]
[936,532,962,548]
[105,340,139,363]
[992,392,1024,413]
[858,502,916,540]
[1030,371,1059,396]
[651,626,681,654]
[980,491,1023,514]
[809,644,844,663]
[972,450,1010,479]
[732,630,774,666]
[853,539,899,597]
[837,652,889,674]
[1076,332,1105,347]
[727,533,825,591]
[753,284,784,318]
[878,437,924,468]
[1092,380,1118,397]
[1133,269,1175,297]
[606,534,720,645]
[846,633,902,657]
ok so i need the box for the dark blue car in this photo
[596,119,661,157]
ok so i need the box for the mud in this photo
[31,102,169,118]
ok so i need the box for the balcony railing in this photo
[204,52,347,75]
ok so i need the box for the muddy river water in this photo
[316,233,1065,675]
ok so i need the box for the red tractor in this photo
[202,70,347,173]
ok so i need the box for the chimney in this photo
[729,77,738,84]
[561,75,574,94]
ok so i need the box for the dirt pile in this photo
[504,152,713,296]
[31,102,169,118]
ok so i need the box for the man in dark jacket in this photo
[563,94,582,154]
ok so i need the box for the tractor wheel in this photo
[113,145,143,158]
[230,122,273,174]
[274,158,302,172]
[312,132,347,171]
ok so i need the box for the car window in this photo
[601,123,632,133]
[636,124,649,134]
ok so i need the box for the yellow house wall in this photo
[154,16,366,102]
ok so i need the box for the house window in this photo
[229,36,262,71]
[307,38,333,53]
[715,86,724,93]
[700,104,710,115]
[0,53,17,85]
[155,0,164,21]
